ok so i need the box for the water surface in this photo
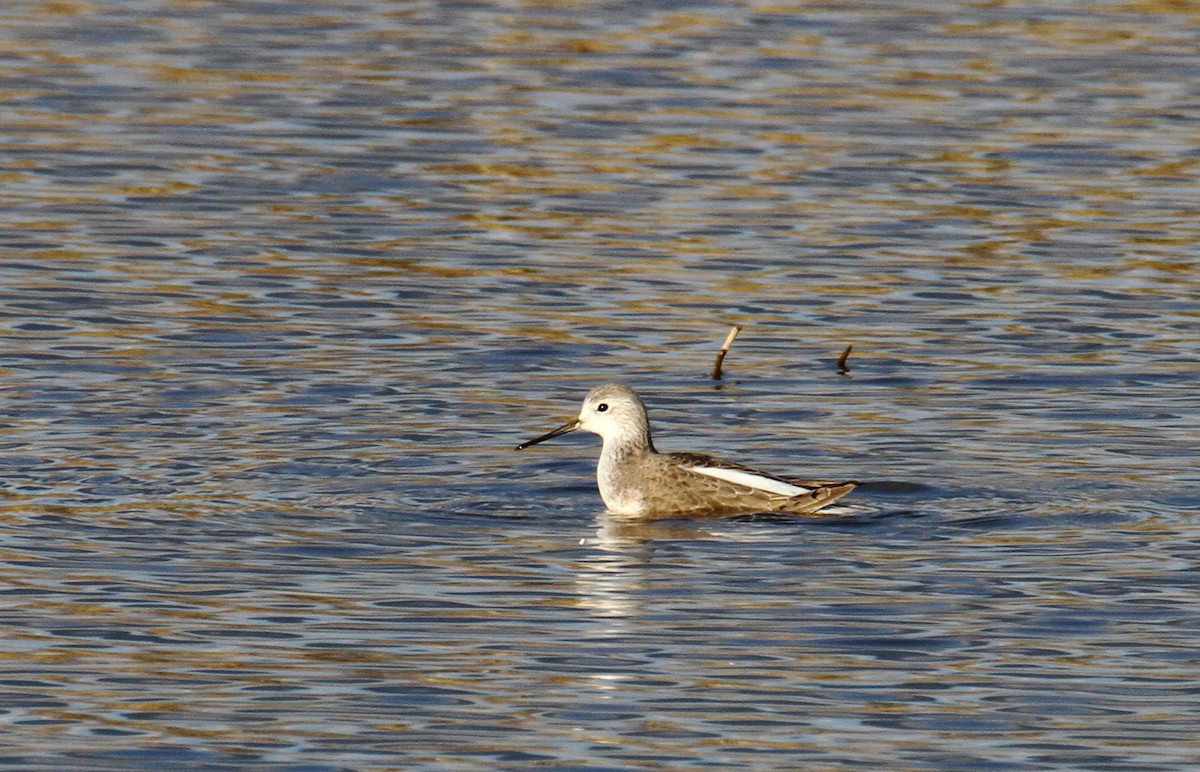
[1,0,1198,768]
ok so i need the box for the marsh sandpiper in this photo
[517,383,856,519]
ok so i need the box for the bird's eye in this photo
[596,403,608,413]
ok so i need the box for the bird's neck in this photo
[601,428,655,457]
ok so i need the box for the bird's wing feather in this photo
[659,452,858,516]
[666,452,818,496]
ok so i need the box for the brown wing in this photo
[629,451,856,518]
[776,481,857,514]
[665,451,858,490]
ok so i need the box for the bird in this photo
[516,383,856,519]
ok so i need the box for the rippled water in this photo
[1,0,1198,768]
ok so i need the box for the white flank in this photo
[687,465,811,496]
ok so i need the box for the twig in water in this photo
[837,344,853,374]
[711,325,743,380]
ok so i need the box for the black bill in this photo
[516,419,580,450]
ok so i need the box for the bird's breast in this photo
[596,449,646,516]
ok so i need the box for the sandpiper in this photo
[517,383,857,519]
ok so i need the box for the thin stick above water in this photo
[837,344,853,374]
[711,325,743,380]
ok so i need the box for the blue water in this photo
[0,0,1197,768]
